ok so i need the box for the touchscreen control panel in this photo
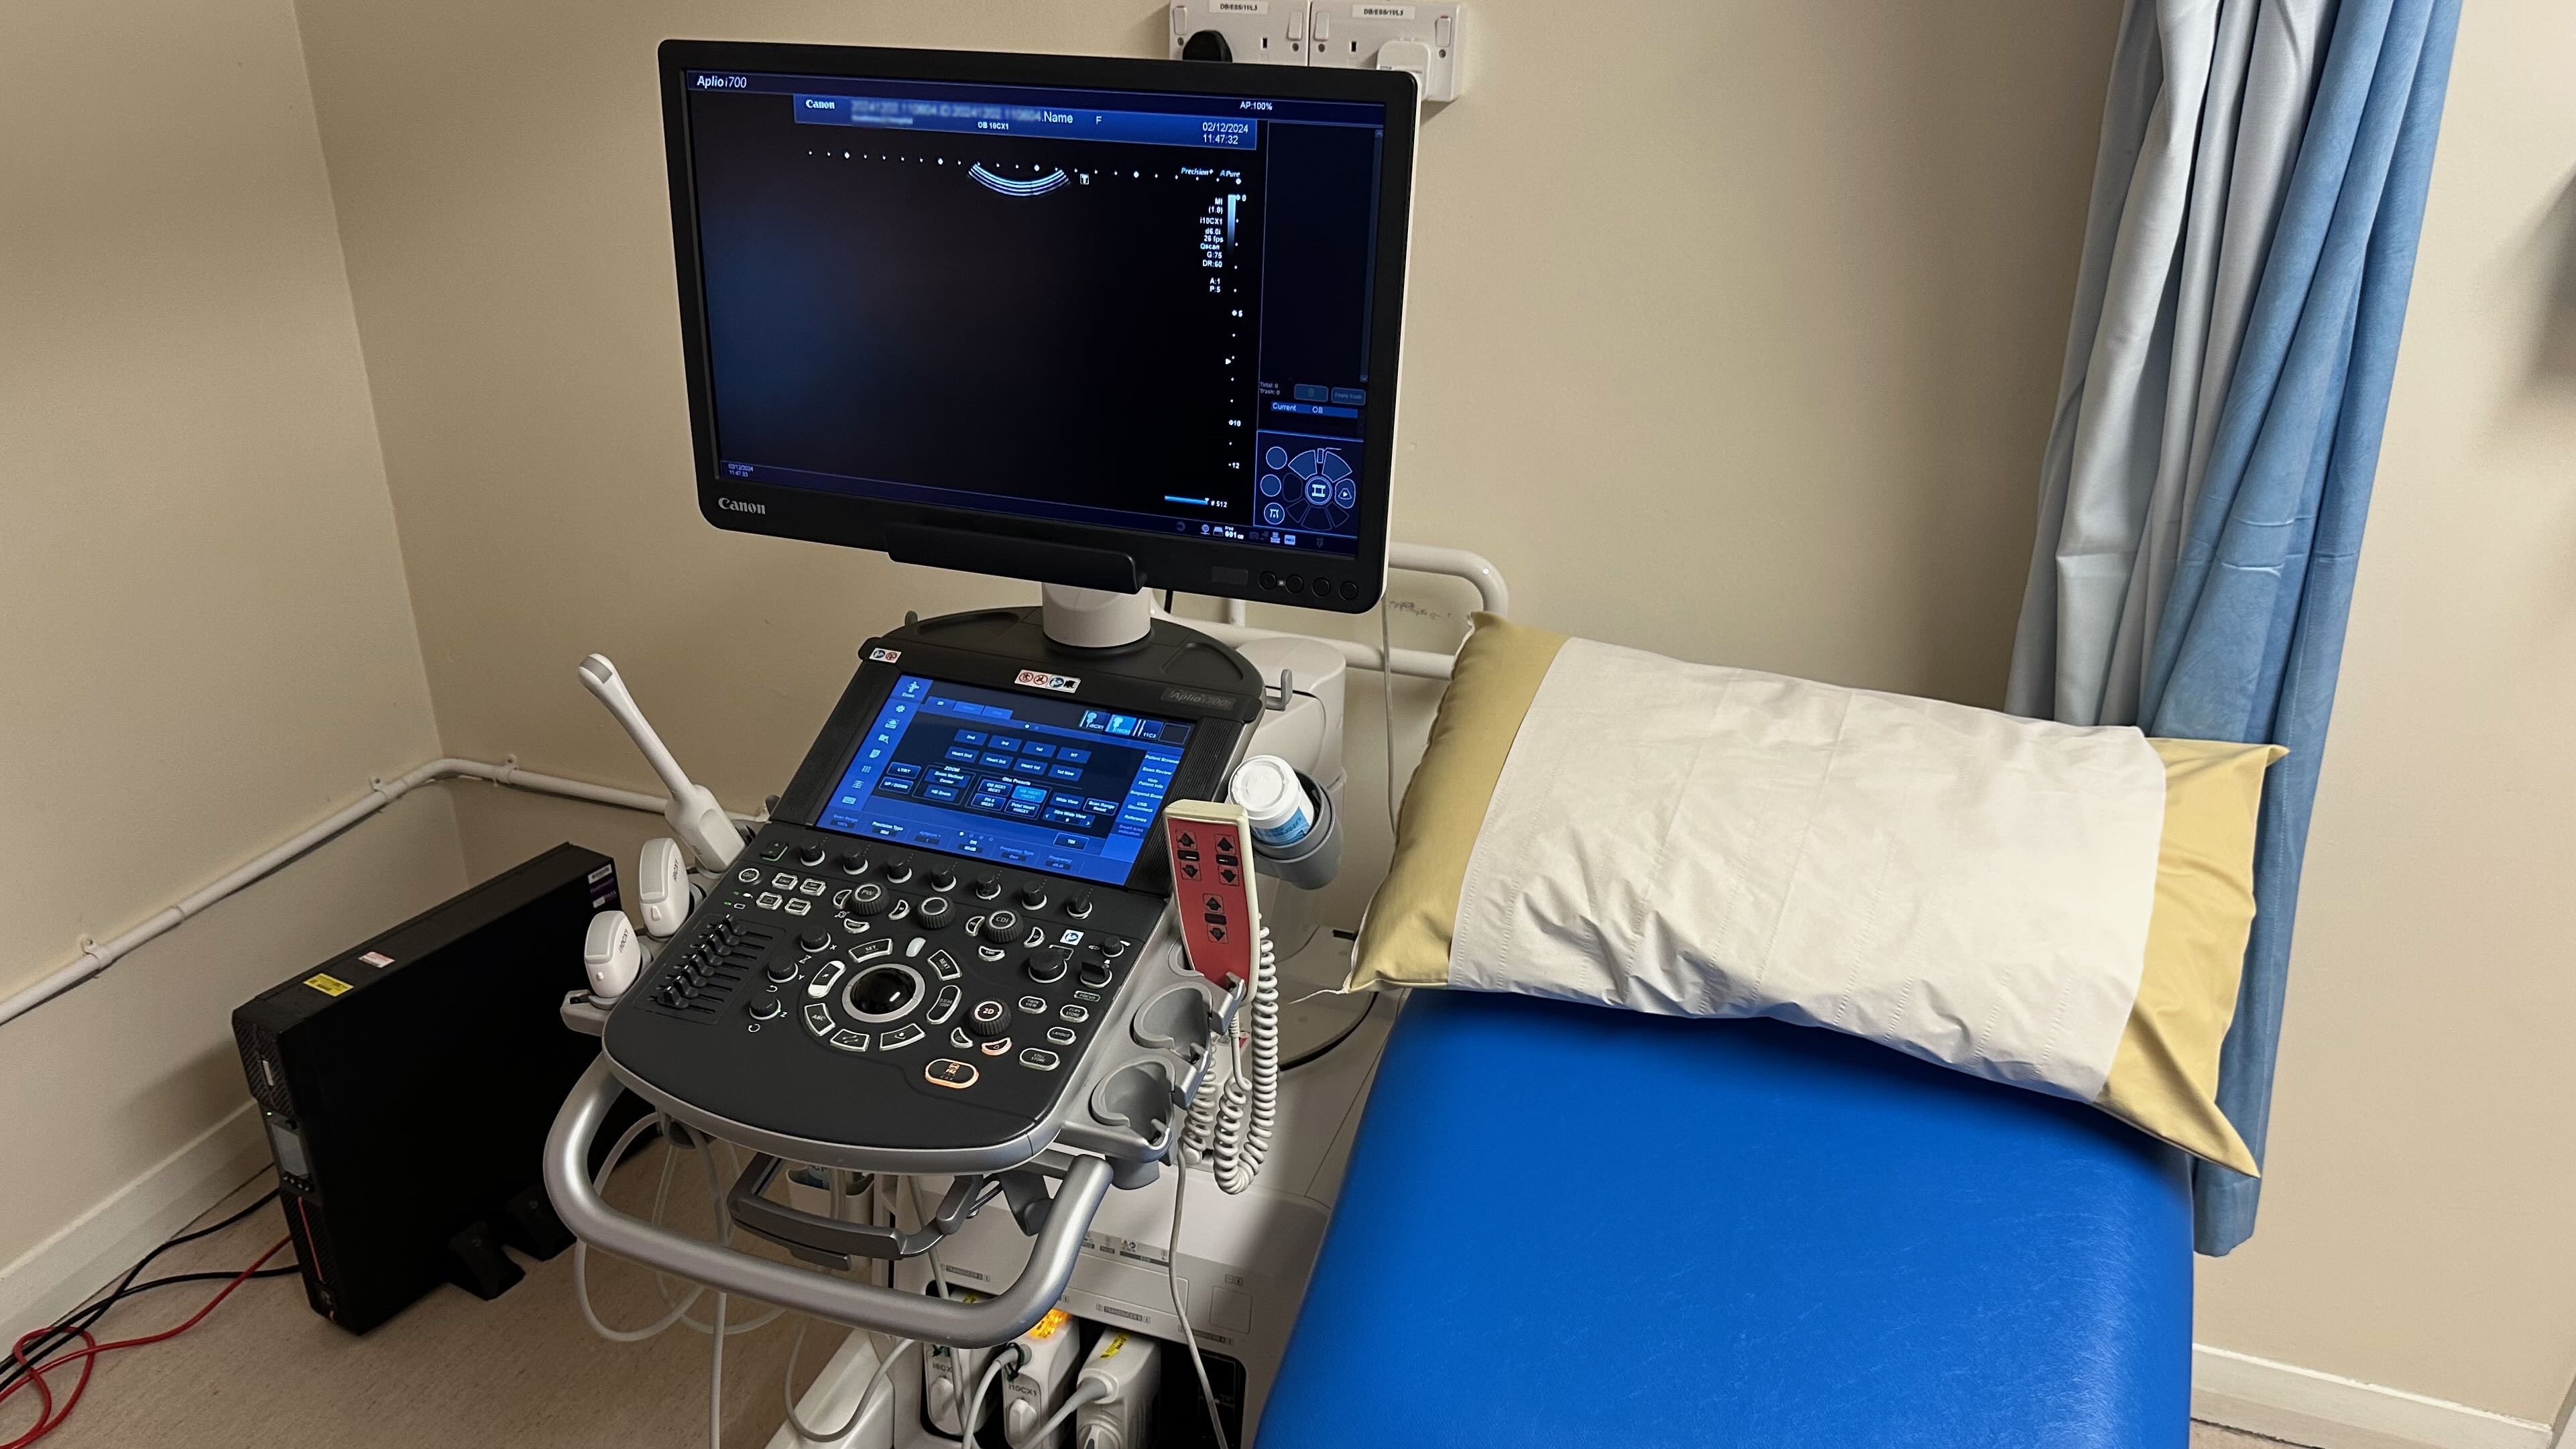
[818,675,1192,886]
[599,610,1265,1171]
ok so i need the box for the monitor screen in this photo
[818,674,1193,886]
[660,46,1413,609]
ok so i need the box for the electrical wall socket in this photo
[1169,1,1311,66]
[1307,2,1468,102]
[1169,1,1470,101]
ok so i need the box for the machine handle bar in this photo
[542,1057,1111,1348]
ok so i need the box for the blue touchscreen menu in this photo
[819,675,1193,885]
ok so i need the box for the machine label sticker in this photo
[304,973,353,997]
[868,648,902,663]
[1083,1232,1171,1269]
[1027,1308,1073,1340]
[1100,1332,1129,1358]
[357,951,395,968]
[1014,669,1081,693]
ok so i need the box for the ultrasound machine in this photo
[539,41,1425,1449]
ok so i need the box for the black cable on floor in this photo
[2,1185,290,1395]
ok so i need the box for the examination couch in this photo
[1259,988,2194,1447]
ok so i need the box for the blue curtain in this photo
[2138,0,2460,1253]
[2012,0,2461,1252]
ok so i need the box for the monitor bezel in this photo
[657,40,1416,614]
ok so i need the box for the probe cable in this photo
[780,1332,916,1446]
[573,1114,781,1343]
[1164,1160,1233,1449]
[1008,1375,1108,1448]
[779,1175,922,1446]
[956,1346,1021,1449]
[0,1234,291,1448]
[1380,599,1402,833]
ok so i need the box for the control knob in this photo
[797,844,829,868]
[845,882,892,917]
[765,960,798,983]
[796,930,830,953]
[926,866,957,892]
[1063,890,1094,920]
[837,851,870,876]
[1016,882,1049,911]
[915,895,955,927]
[748,998,784,1021]
[880,858,915,885]
[970,875,1002,901]
[1076,960,1114,990]
[965,998,1012,1040]
[1024,947,1070,984]
[976,909,1022,945]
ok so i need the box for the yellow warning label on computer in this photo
[1100,1333,1130,1358]
[304,973,353,997]
[1027,1308,1071,1340]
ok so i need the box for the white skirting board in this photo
[2194,1344,2555,1449]
[2,1128,2561,1449]
[0,1100,271,1337]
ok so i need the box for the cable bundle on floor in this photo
[1,1186,298,1447]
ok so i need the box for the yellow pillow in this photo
[1354,614,2280,1173]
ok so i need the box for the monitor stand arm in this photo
[1041,584,1155,650]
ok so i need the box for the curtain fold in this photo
[2008,0,2339,728]
[2009,0,2461,1251]
[2142,0,2459,1254]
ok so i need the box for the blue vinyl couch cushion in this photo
[1261,990,2192,1448]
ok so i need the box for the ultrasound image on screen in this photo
[682,74,1384,556]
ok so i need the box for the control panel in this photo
[597,607,1265,1175]
[604,820,1169,1170]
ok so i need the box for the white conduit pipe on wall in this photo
[0,760,759,1031]
[0,546,1510,1029]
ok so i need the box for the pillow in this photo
[1353,614,2280,1173]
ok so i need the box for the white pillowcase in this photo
[1449,636,2168,1102]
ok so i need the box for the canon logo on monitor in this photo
[717,497,766,515]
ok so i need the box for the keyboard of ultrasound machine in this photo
[626,821,1167,1129]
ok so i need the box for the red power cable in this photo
[0,1235,290,1447]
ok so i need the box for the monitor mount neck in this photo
[1041,584,1155,651]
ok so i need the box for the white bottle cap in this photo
[1228,754,1313,848]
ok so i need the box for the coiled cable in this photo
[1181,925,1277,1195]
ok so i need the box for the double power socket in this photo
[1167,1,1470,103]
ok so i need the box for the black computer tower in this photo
[231,843,618,1332]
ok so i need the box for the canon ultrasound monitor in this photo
[542,42,1420,1356]
[659,42,1415,617]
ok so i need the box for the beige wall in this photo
[2191,0,2576,1424]
[0,0,463,1279]
[288,0,2111,829]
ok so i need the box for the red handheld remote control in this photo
[1162,800,1261,988]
